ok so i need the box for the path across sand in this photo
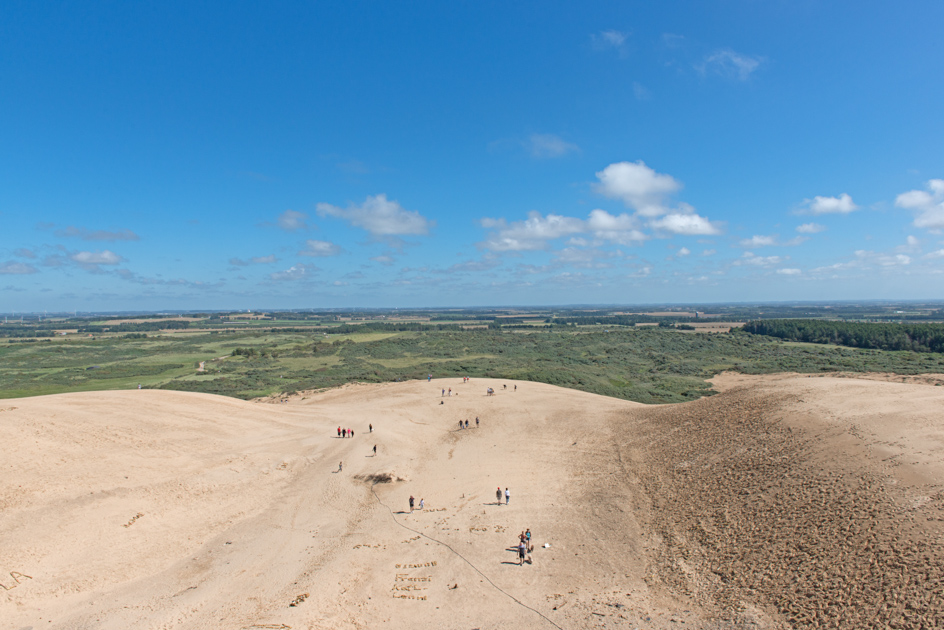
[1,376,943,629]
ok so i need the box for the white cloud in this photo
[702,249,716,256]
[480,212,585,251]
[699,49,763,80]
[662,33,685,48]
[736,252,782,267]
[593,161,681,216]
[114,269,222,289]
[316,194,431,236]
[740,235,777,248]
[585,210,634,231]
[896,179,944,231]
[554,247,618,269]
[70,250,123,267]
[740,234,807,247]
[299,240,342,257]
[443,257,502,273]
[371,255,396,265]
[777,268,801,275]
[796,222,826,234]
[649,212,720,235]
[601,30,626,47]
[906,235,920,247]
[480,209,649,252]
[811,261,858,274]
[586,209,647,244]
[550,271,594,286]
[880,254,911,266]
[56,226,140,241]
[854,250,912,267]
[277,210,309,231]
[515,263,553,275]
[230,255,277,266]
[270,264,316,281]
[924,249,944,259]
[0,261,38,274]
[480,163,719,250]
[526,133,579,158]
[677,247,691,256]
[803,193,858,215]
[592,30,628,52]
[632,82,650,100]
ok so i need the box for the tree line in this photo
[550,315,694,326]
[739,319,944,353]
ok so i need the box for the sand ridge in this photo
[2,375,943,628]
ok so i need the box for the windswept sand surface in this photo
[2,375,944,629]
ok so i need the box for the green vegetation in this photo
[741,319,944,353]
[2,326,942,403]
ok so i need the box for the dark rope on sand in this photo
[369,482,564,630]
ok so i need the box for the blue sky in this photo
[2,1,943,311]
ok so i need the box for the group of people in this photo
[496,486,510,505]
[517,529,533,565]
[408,495,425,512]
[337,426,355,438]
[457,417,479,430]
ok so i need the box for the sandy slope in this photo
[1,375,943,629]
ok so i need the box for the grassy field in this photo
[3,327,943,403]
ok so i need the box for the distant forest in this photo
[741,320,944,353]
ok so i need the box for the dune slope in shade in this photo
[1,376,943,629]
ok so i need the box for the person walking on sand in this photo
[464,419,469,429]
[518,540,527,565]
[525,528,532,550]
[369,423,372,433]
[419,498,425,510]
[442,388,445,397]
[373,445,377,455]
[496,487,502,505]
[337,426,341,437]
[505,487,510,505]
[459,419,463,430]
[409,495,415,513]
[475,416,479,428]
[338,461,343,472]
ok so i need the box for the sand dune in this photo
[2,375,943,629]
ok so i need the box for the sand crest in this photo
[2,376,943,628]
